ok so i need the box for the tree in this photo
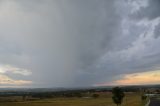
[141,95,147,100]
[92,93,99,98]
[112,87,125,106]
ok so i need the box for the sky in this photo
[0,0,160,88]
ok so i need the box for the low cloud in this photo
[114,70,160,85]
[0,64,31,76]
[0,74,32,85]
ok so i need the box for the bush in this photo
[141,95,147,100]
[92,94,99,98]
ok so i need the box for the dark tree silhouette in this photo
[92,93,99,98]
[112,87,125,106]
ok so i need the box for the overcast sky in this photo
[0,0,160,88]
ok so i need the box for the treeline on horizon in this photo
[0,85,159,100]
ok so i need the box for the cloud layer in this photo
[114,70,160,85]
[0,0,159,87]
[0,74,32,85]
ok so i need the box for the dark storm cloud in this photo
[0,0,160,87]
[73,0,160,86]
[133,0,160,20]
[154,24,160,38]
[0,0,122,87]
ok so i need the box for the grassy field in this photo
[0,93,142,106]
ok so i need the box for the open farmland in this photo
[0,93,142,106]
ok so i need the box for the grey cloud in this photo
[154,24,160,38]
[0,0,120,87]
[132,0,160,20]
[0,0,160,87]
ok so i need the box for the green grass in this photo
[0,93,142,106]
